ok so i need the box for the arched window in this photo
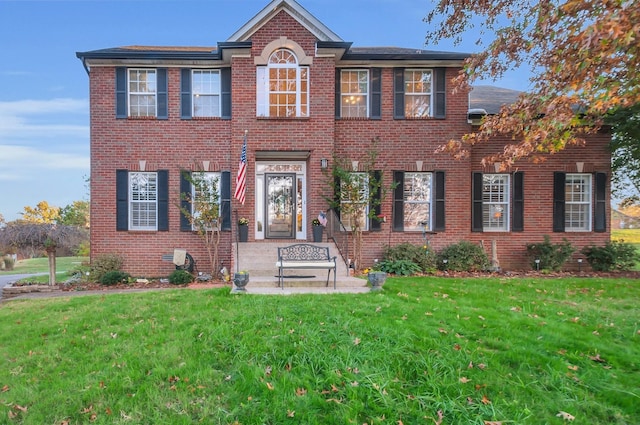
[257,48,309,117]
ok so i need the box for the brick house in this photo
[76,0,610,277]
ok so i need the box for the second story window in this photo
[257,49,309,118]
[340,70,368,118]
[129,69,157,117]
[192,70,221,117]
[404,70,432,118]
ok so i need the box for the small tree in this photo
[0,223,87,285]
[325,138,392,272]
[180,172,223,276]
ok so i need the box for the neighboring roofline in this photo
[227,0,342,42]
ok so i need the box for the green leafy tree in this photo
[325,138,393,272]
[425,0,639,165]
[609,104,640,198]
[58,200,90,228]
[179,172,223,276]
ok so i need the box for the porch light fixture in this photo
[320,158,328,170]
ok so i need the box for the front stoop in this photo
[234,241,366,290]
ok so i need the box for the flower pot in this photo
[232,272,249,292]
[367,271,387,291]
[238,224,248,242]
[312,225,324,242]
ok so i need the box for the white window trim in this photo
[565,173,592,232]
[191,172,222,230]
[128,68,157,118]
[340,69,369,118]
[482,174,510,232]
[405,69,433,118]
[256,49,309,117]
[129,171,158,231]
[403,172,433,231]
[192,69,221,118]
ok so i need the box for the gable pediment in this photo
[227,0,342,42]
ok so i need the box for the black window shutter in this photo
[434,171,446,231]
[393,68,405,119]
[370,68,382,119]
[221,171,231,230]
[512,171,524,232]
[335,69,341,119]
[594,172,607,232]
[181,69,192,120]
[553,172,566,232]
[157,69,168,119]
[434,68,446,118]
[392,171,404,231]
[472,172,484,232]
[116,170,129,231]
[180,171,192,231]
[370,171,382,231]
[157,170,169,231]
[221,68,231,119]
[116,67,127,118]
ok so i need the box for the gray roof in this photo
[469,85,522,114]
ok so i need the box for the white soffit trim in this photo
[227,0,343,42]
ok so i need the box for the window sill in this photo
[257,116,310,121]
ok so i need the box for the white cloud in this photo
[0,145,89,178]
[0,98,87,115]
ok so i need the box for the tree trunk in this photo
[47,249,56,286]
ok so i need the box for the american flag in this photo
[234,132,247,205]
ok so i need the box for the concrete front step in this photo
[242,274,366,289]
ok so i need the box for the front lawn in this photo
[0,277,638,424]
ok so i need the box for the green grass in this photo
[0,277,638,424]
[0,256,88,276]
[611,229,640,244]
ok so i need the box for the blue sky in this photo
[0,0,529,222]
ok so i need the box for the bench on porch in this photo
[276,244,337,289]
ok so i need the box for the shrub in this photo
[2,256,15,271]
[437,241,490,272]
[526,235,574,271]
[382,242,438,273]
[90,253,124,282]
[100,270,130,286]
[378,259,421,276]
[582,241,640,272]
[168,270,193,285]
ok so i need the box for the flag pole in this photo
[234,130,248,274]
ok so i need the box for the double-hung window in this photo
[257,49,309,117]
[482,174,510,231]
[401,172,432,231]
[340,70,368,118]
[192,70,221,117]
[404,70,432,118]
[564,174,592,231]
[128,69,157,117]
[191,172,222,230]
[129,172,158,230]
[340,172,370,231]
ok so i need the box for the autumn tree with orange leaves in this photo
[425,0,639,167]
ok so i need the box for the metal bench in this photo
[276,244,337,289]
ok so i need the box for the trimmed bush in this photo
[168,270,193,285]
[90,253,124,282]
[2,256,15,271]
[382,242,438,273]
[378,259,421,276]
[100,271,131,286]
[582,241,639,272]
[526,235,574,271]
[437,241,490,272]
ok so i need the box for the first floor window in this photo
[340,172,369,231]
[128,69,157,117]
[192,70,221,117]
[402,172,432,231]
[565,173,592,231]
[129,172,157,230]
[482,174,510,231]
[191,172,221,230]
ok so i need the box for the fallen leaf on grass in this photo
[459,377,471,383]
[1,385,9,392]
[266,382,274,390]
[567,365,579,371]
[287,409,295,417]
[484,421,503,425]
[265,365,272,376]
[295,387,307,396]
[353,337,361,345]
[481,395,491,405]
[589,354,606,363]
[556,411,575,421]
